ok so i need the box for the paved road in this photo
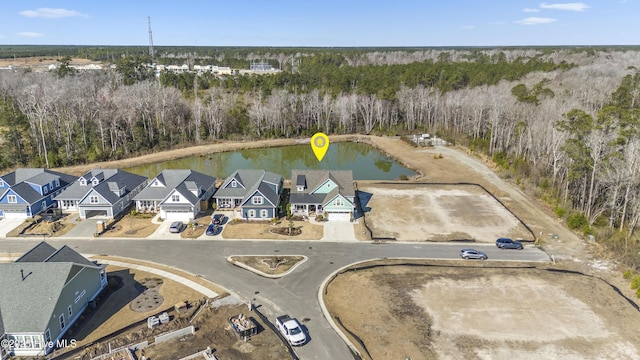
[0,238,549,360]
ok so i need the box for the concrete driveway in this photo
[0,218,25,237]
[322,221,357,242]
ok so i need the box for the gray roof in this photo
[214,169,282,200]
[6,182,41,203]
[1,168,75,205]
[0,307,4,337]
[133,170,215,204]
[0,242,101,334]
[54,169,146,204]
[290,170,354,201]
[24,171,59,186]
[15,241,57,262]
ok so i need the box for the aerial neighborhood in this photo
[2,12,640,357]
[0,167,356,223]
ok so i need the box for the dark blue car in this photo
[206,224,219,236]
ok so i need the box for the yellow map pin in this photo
[311,132,330,161]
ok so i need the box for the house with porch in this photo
[132,169,216,221]
[0,168,75,219]
[289,170,355,222]
[0,242,107,358]
[213,169,283,220]
[53,169,147,219]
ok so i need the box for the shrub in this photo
[108,277,118,289]
[398,174,408,181]
[566,213,588,230]
[554,206,567,218]
[631,275,640,290]
[623,269,635,280]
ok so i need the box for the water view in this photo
[126,142,415,180]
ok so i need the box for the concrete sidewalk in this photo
[0,254,220,299]
[96,258,220,298]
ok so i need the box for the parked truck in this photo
[276,314,307,346]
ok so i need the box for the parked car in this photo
[212,214,225,225]
[459,248,487,260]
[169,221,183,233]
[206,224,219,236]
[495,237,524,250]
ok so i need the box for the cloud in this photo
[517,17,557,25]
[523,8,541,12]
[16,32,44,38]
[539,2,590,11]
[19,8,87,19]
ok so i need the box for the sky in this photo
[0,1,638,47]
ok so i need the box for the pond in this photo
[125,142,416,180]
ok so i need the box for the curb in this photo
[226,255,308,278]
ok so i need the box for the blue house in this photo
[0,168,76,219]
[213,169,283,220]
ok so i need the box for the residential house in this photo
[0,242,107,358]
[54,169,147,219]
[213,169,283,220]
[289,170,355,222]
[0,168,76,219]
[132,169,216,221]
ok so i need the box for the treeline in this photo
[1,48,640,267]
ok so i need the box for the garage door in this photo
[2,210,27,219]
[164,211,193,222]
[85,210,109,219]
[327,212,351,222]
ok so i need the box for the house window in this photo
[42,201,47,210]
[79,178,87,186]
[68,305,73,318]
[335,198,344,206]
[45,329,51,344]
[172,194,180,202]
[59,314,65,330]
[231,179,237,188]
[32,335,41,348]
[56,179,60,187]
[0,179,4,187]
[90,196,99,204]
[247,209,256,218]
[43,185,48,194]
[92,179,99,186]
[260,209,269,218]
[219,198,231,208]
[252,196,263,205]
[8,195,17,203]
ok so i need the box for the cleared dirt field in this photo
[359,183,532,242]
[324,261,640,360]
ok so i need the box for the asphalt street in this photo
[0,238,549,360]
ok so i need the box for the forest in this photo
[1,46,640,268]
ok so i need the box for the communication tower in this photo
[148,16,154,58]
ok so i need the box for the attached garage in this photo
[82,209,110,219]
[327,211,351,222]
[1,209,28,219]
[161,204,196,222]
[163,210,194,222]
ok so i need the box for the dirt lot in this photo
[57,263,288,360]
[324,260,640,360]
[0,56,98,70]
[358,183,532,242]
